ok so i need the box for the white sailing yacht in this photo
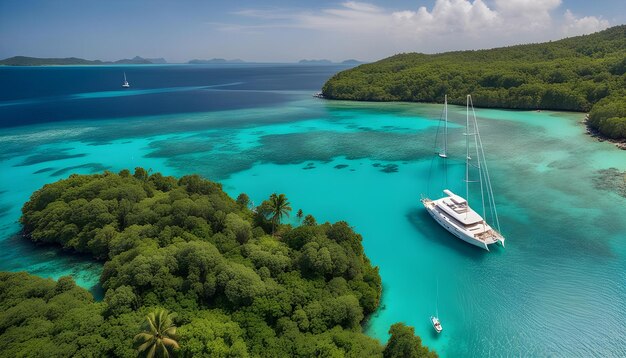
[122,72,130,88]
[421,95,505,251]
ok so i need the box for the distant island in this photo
[299,59,334,65]
[188,58,246,64]
[0,56,365,67]
[341,59,364,65]
[299,59,364,65]
[2,168,437,357]
[0,55,167,66]
[322,25,626,142]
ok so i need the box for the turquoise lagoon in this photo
[1,66,626,356]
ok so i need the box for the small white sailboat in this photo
[431,316,442,334]
[421,95,505,251]
[431,279,443,333]
[122,72,130,88]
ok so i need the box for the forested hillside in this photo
[322,25,626,140]
[1,168,436,357]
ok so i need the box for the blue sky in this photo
[0,0,623,62]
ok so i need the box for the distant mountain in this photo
[341,59,363,65]
[0,56,104,66]
[187,58,245,64]
[114,56,153,64]
[298,59,333,65]
[0,55,167,66]
[144,57,167,64]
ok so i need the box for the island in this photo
[1,168,437,357]
[299,59,334,65]
[188,58,246,64]
[0,55,167,66]
[298,59,364,65]
[341,59,364,65]
[322,25,626,142]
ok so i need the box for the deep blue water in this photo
[0,64,345,127]
[1,64,625,356]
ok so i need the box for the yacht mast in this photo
[438,95,448,159]
[436,278,439,318]
[443,95,448,157]
[472,102,502,233]
[465,95,470,208]
[469,95,487,230]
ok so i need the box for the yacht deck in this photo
[435,190,483,226]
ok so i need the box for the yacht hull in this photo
[430,316,443,333]
[422,199,490,251]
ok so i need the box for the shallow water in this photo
[1,65,625,356]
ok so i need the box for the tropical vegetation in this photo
[134,309,179,357]
[0,168,437,357]
[322,25,626,140]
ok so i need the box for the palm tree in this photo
[268,193,292,234]
[134,308,179,358]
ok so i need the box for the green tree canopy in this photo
[9,169,436,357]
[134,309,179,358]
[322,25,626,140]
[383,323,437,358]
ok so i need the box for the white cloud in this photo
[219,1,612,61]
[562,9,610,36]
[341,1,381,13]
[493,0,561,28]
[391,0,500,35]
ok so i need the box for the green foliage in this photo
[265,193,292,234]
[588,94,626,139]
[134,308,180,358]
[177,310,248,357]
[10,169,429,356]
[105,285,138,316]
[225,212,253,244]
[383,323,437,358]
[322,25,626,139]
[303,214,317,226]
[236,193,250,208]
[0,272,107,357]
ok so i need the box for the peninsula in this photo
[1,168,436,357]
[322,25,626,141]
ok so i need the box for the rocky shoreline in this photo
[584,115,626,150]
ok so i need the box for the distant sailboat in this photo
[430,279,443,333]
[421,95,505,251]
[122,72,130,88]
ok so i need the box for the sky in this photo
[0,0,623,63]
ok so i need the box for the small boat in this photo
[421,95,505,251]
[122,72,130,88]
[431,279,443,333]
[313,91,324,98]
[430,316,443,333]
